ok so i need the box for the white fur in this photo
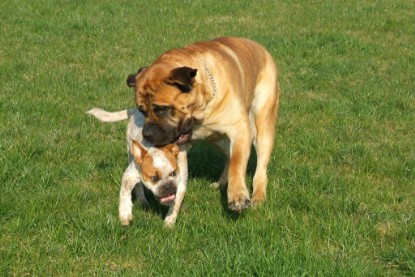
[87,108,135,122]
[88,108,189,227]
[149,148,175,176]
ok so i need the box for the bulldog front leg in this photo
[164,149,188,227]
[164,184,187,227]
[119,163,143,225]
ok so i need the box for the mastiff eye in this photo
[169,170,177,177]
[153,105,171,115]
[151,175,159,182]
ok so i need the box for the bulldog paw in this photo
[228,194,251,212]
[210,182,226,189]
[164,216,176,228]
[119,213,133,226]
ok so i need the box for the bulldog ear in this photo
[166,66,197,92]
[131,139,148,166]
[163,144,180,158]
[127,67,147,87]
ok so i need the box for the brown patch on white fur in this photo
[131,140,179,184]
[89,108,189,227]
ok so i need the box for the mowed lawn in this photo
[1,0,414,275]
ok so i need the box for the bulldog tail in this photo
[87,108,136,122]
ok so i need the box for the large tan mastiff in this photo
[127,37,279,212]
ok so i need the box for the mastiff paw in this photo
[228,197,251,212]
[251,193,266,208]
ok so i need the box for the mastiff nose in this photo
[142,123,157,141]
[142,122,179,146]
[142,123,167,145]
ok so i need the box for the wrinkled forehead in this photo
[135,90,180,112]
[134,64,191,110]
[135,85,184,109]
[137,64,171,92]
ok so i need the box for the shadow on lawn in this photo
[188,143,257,220]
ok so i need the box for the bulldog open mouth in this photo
[157,193,177,205]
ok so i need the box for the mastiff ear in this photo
[166,66,197,93]
[126,67,147,87]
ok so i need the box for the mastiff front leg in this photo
[227,125,252,212]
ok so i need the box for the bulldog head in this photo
[131,139,180,205]
[127,64,207,146]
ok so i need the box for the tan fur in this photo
[131,37,279,211]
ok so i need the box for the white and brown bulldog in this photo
[88,108,189,227]
[127,37,279,212]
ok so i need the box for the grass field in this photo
[1,0,414,275]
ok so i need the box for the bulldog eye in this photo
[151,175,159,182]
[169,170,177,177]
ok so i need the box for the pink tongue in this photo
[160,194,176,204]
[177,133,189,144]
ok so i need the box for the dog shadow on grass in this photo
[187,143,257,220]
[130,143,257,221]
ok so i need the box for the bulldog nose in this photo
[163,182,177,193]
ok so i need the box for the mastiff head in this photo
[127,64,205,146]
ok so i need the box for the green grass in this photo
[1,0,414,275]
